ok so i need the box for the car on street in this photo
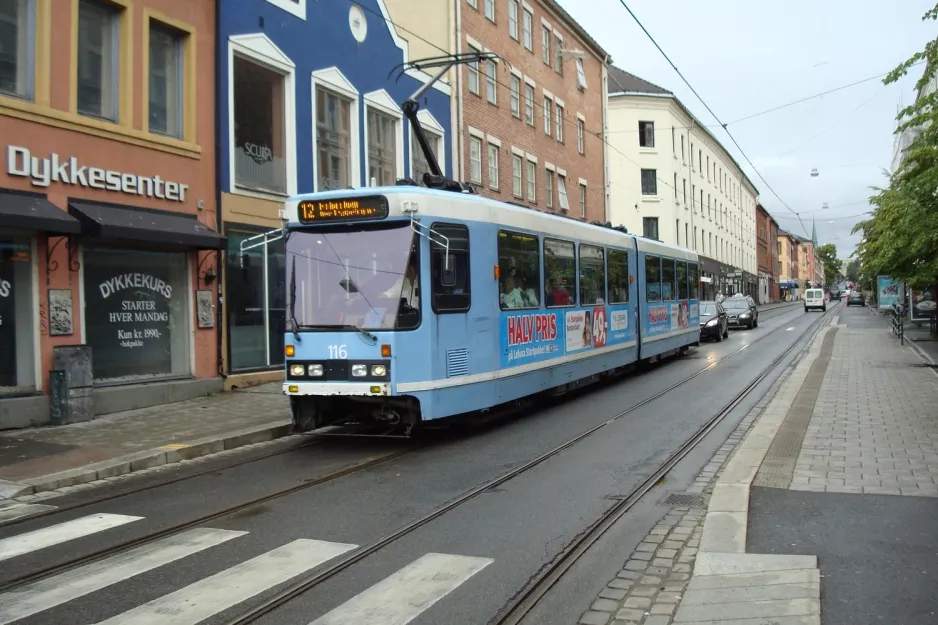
[846,291,866,307]
[699,300,729,341]
[722,295,759,329]
[829,288,842,301]
[804,288,827,312]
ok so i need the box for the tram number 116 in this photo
[328,344,348,359]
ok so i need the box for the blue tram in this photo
[279,186,700,433]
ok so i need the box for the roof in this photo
[607,66,670,95]
[606,66,760,198]
[542,0,610,62]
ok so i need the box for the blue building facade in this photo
[218,0,452,382]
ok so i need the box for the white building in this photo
[605,67,760,298]
[890,64,938,173]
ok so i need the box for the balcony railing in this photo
[234,145,288,195]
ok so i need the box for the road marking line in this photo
[308,552,494,625]
[786,327,795,331]
[0,513,143,562]
[97,538,358,625]
[0,528,246,625]
[0,504,56,524]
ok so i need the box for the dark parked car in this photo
[829,288,842,301]
[846,291,866,306]
[699,301,729,341]
[722,295,759,329]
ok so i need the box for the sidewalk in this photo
[577,306,938,624]
[0,383,291,501]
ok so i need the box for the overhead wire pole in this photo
[615,0,811,239]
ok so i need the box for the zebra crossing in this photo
[0,512,494,625]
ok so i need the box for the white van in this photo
[804,288,826,312]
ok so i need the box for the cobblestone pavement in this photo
[789,327,938,497]
[576,362,793,625]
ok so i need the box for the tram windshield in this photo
[286,224,420,332]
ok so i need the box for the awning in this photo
[0,190,81,235]
[68,200,225,249]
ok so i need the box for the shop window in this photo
[578,244,605,305]
[430,223,470,313]
[0,0,34,100]
[607,249,629,303]
[544,238,575,307]
[677,261,688,299]
[498,230,539,309]
[316,86,353,191]
[412,126,441,185]
[148,22,184,138]
[662,258,675,300]
[367,107,398,186]
[234,56,288,194]
[0,238,35,391]
[645,255,661,302]
[226,232,286,371]
[83,248,191,381]
[77,0,121,121]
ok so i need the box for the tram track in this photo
[218,304,832,625]
[0,303,814,602]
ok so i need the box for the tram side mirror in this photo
[441,254,456,287]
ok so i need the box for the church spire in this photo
[812,219,818,247]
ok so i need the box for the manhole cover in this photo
[659,492,707,507]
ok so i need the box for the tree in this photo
[852,3,938,289]
[845,260,860,284]
[816,243,840,287]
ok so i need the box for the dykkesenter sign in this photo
[5,145,189,202]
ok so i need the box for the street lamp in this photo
[810,168,819,177]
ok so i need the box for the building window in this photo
[526,159,536,201]
[643,217,659,240]
[77,0,121,121]
[315,86,352,191]
[641,169,657,195]
[680,134,685,162]
[524,83,534,125]
[512,154,522,197]
[510,75,520,117]
[685,223,689,248]
[682,178,687,205]
[235,56,288,194]
[484,0,494,21]
[467,0,477,7]
[366,107,398,186]
[698,149,702,175]
[676,219,680,245]
[639,121,654,147]
[148,22,184,138]
[575,58,587,90]
[84,248,192,380]
[0,0,34,100]
[226,232,286,371]
[508,0,518,39]
[487,143,499,189]
[0,238,36,390]
[411,126,441,185]
[522,8,532,50]
[485,59,497,103]
[579,182,586,217]
[558,174,568,210]
[467,45,480,94]
[555,103,563,141]
[673,173,677,198]
[553,34,563,73]
[469,136,482,184]
[545,169,553,208]
[543,97,551,135]
[542,25,550,64]
[577,118,584,154]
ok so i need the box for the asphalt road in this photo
[0,303,825,625]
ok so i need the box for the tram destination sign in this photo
[297,195,389,223]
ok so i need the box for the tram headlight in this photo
[307,364,324,377]
[289,364,306,376]
[371,364,387,377]
[351,364,368,377]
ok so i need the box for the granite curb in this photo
[0,420,293,501]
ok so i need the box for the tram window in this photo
[662,258,676,301]
[498,230,540,309]
[645,255,661,302]
[578,244,606,305]
[607,249,629,304]
[677,261,688,300]
[430,223,471,313]
[689,262,699,299]
[544,238,576,307]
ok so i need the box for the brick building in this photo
[458,0,610,221]
[768,214,780,301]
[755,203,772,304]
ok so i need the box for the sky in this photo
[557,0,937,259]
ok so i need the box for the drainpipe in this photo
[214,0,226,380]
